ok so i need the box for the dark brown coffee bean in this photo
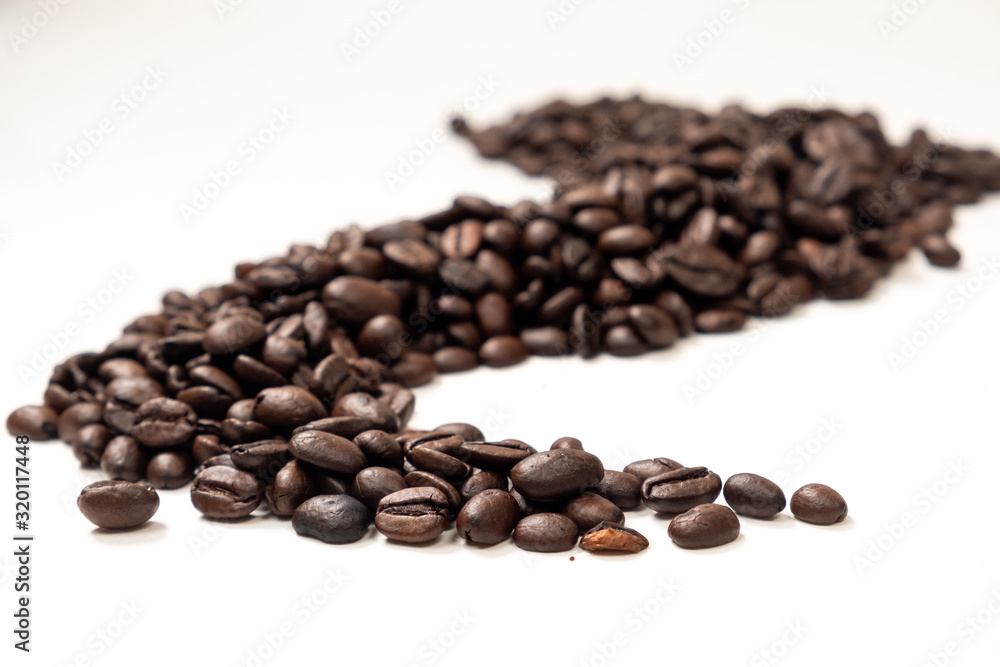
[296,416,377,441]
[97,358,148,381]
[579,522,649,553]
[266,460,316,516]
[479,335,528,367]
[6,405,58,440]
[550,436,583,451]
[375,487,450,543]
[597,225,656,256]
[232,354,287,391]
[790,483,848,525]
[520,327,570,356]
[563,493,625,532]
[459,471,509,503]
[627,305,678,349]
[456,489,521,545]
[57,402,104,443]
[591,470,642,510]
[433,347,479,373]
[668,503,740,548]
[387,352,436,388]
[72,424,112,467]
[383,239,440,277]
[920,235,961,267]
[510,449,605,501]
[351,467,405,512]
[78,480,159,530]
[100,436,147,482]
[356,315,408,360]
[333,393,399,433]
[146,450,195,489]
[409,445,472,480]
[289,430,366,475]
[203,316,267,355]
[434,422,485,442]
[663,244,745,297]
[131,397,197,448]
[723,473,786,519]
[192,434,228,463]
[231,440,293,480]
[322,276,401,325]
[458,440,536,472]
[354,429,405,467]
[253,386,327,432]
[292,494,371,543]
[191,466,264,519]
[513,513,579,553]
[403,470,463,515]
[441,219,484,258]
[642,466,722,513]
[623,457,684,481]
[694,308,746,333]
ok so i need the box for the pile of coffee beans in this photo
[7,95,998,553]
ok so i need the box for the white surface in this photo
[3,1,1000,665]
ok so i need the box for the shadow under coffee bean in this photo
[13,94,995,552]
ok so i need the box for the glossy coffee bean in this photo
[479,335,528,367]
[289,430,366,475]
[550,436,583,451]
[668,504,740,549]
[790,483,848,525]
[231,440,293,480]
[333,392,400,433]
[642,466,722,513]
[78,481,159,529]
[354,429,405,467]
[146,451,195,489]
[72,424,112,467]
[292,495,371,544]
[579,522,649,553]
[253,386,327,432]
[192,434,228,463]
[723,473,786,518]
[591,470,642,510]
[100,436,147,482]
[459,471,509,503]
[403,471,463,515]
[456,489,520,545]
[203,316,267,355]
[511,449,605,501]
[266,460,316,516]
[563,493,625,532]
[623,457,683,482]
[512,513,579,553]
[458,440,536,472]
[131,397,197,448]
[374,487,450,543]
[57,402,104,443]
[191,466,264,519]
[351,467,405,512]
[6,405,58,440]
[322,276,401,325]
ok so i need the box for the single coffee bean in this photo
[642,466,722,513]
[512,513,579,553]
[266,460,317,516]
[403,471,463,515]
[456,489,520,545]
[563,493,625,532]
[550,436,583,451]
[78,480,159,530]
[433,347,479,373]
[100,435,147,482]
[790,483,848,525]
[289,430,366,475]
[723,473,786,519]
[192,434,228,463]
[351,466,406,512]
[623,457,684,481]
[292,494,371,543]
[57,402,104,443]
[433,422,485,442]
[591,470,642,510]
[190,466,264,519]
[479,335,528,367]
[920,235,961,267]
[374,487,451,543]
[458,439,536,472]
[6,405,58,440]
[296,416,378,441]
[322,276,401,325]
[333,392,400,433]
[252,386,327,432]
[511,449,605,501]
[668,503,741,548]
[579,522,649,553]
[231,440,293,480]
[409,445,472,480]
[146,450,195,489]
[195,453,236,476]
[72,424,112,467]
[131,397,197,448]
[203,316,267,355]
[354,429,405,467]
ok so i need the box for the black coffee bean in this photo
[266,460,317,516]
[253,386,327,432]
[790,483,848,525]
[374,487,451,543]
[351,467,405,512]
[668,504,740,548]
[78,480,159,529]
[292,495,371,543]
[295,416,379,441]
[510,449,605,501]
[131,397,197,448]
[579,522,649,553]
[146,451,195,489]
[6,405,58,440]
[723,473,786,519]
[563,493,625,532]
[456,489,520,545]
[512,513,579,553]
[100,435,148,482]
[289,430,366,475]
[591,470,642,510]
[642,466,722,513]
[190,466,264,519]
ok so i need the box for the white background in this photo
[3,1,1000,665]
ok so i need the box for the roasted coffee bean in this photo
[203,316,267,355]
[723,473,786,519]
[146,451,195,489]
[98,358,148,381]
[409,445,472,480]
[550,436,583,451]
[512,513,579,553]
[520,327,570,355]
[322,276,401,325]
[662,244,745,297]
[231,440,293,479]
[351,466,406,512]
[433,347,479,373]
[296,416,378,441]
[191,466,264,519]
[131,398,197,448]
[479,335,528,367]
[627,305,678,349]
[790,483,848,525]
[374,487,451,543]
[511,449,605,501]
[6,405,58,440]
[458,440,536,472]
[72,424,112,467]
[579,522,649,553]
[252,386,327,432]
[623,457,683,482]
[57,402,104,443]
[387,352,437,388]
[563,493,625,532]
[266,460,317,516]
[403,471,463,515]
[459,471,509,503]
[289,430,366,475]
[100,436,147,482]
[192,434,228,463]
[668,504,740,548]
[695,308,746,333]
[333,392,399,433]
[456,489,520,545]
[433,422,485,442]
[591,470,642,510]
[920,235,961,267]
[642,466,722,513]
[292,495,371,544]
[78,480,159,530]
[380,384,416,427]
[354,429,405,467]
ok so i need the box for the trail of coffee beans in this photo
[8,96,1000,552]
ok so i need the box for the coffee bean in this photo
[623,457,683,482]
[72,424,112,467]
[203,316,267,355]
[387,352,437,388]
[146,451,195,489]
[191,466,264,519]
[131,398,197,448]
[78,480,159,529]
[292,495,371,544]
[434,422,485,442]
[563,493,625,532]
[520,327,570,356]
[409,445,471,480]
[57,402,104,443]
[723,473,786,519]
[479,335,528,367]
[6,405,58,440]
[354,429,405,467]
[591,470,642,510]
[289,430,366,475]
[375,487,450,543]
[333,392,399,433]
[579,522,649,553]
[322,276,401,325]
[351,466,405,512]
[668,504,740,549]
[253,386,327,432]
[550,436,583,451]
[458,440,536,472]
[192,434,228,463]
[100,436,147,482]
[695,308,746,333]
[512,513,579,553]
[920,235,961,267]
[231,440,293,480]
[790,483,848,525]
[642,466,722,513]
[456,489,520,545]
[459,471,509,503]
[663,244,745,297]
[266,460,317,516]
[403,471,463,515]
[511,449,605,501]
[433,347,479,373]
